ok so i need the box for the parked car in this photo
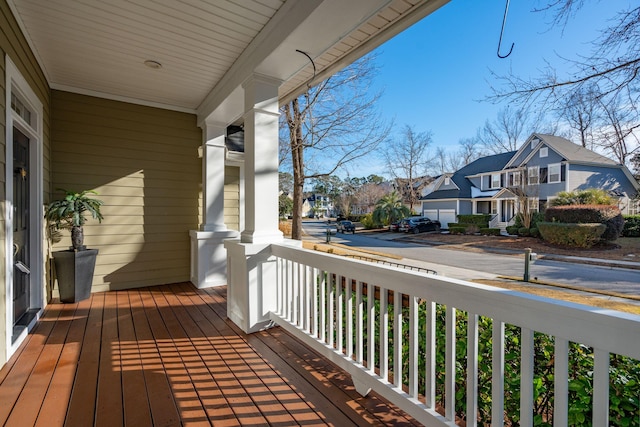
[388,220,402,232]
[399,216,441,234]
[336,220,356,233]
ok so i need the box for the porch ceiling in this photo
[8,0,448,123]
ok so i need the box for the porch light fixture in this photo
[144,60,162,69]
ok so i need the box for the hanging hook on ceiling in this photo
[296,49,316,89]
[497,0,514,59]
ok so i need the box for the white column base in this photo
[224,239,301,333]
[190,230,239,288]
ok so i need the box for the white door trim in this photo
[4,55,44,361]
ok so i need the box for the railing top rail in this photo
[271,242,640,359]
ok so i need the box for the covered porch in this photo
[0,283,417,426]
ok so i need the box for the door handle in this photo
[15,261,30,274]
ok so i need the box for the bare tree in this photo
[475,106,537,154]
[507,169,539,229]
[594,96,640,165]
[490,4,640,116]
[383,125,433,211]
[433,138,485,174]
[353,182,387,214]
[282,54,391,239]
[560,85,598,148]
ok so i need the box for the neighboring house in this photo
[304,194,333,218]
[393,175,434,211]
[421,134,640,230]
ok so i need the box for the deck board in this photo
[0,284,419,426]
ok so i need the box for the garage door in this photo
[424,209,457,229]
[438,209,457,229]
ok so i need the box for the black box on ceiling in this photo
[226,125,244,152]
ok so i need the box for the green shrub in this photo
[362,297,640,427]
[505,225,519,235]
[550,188,616,206]
[447,222,459,228]
[457,214,491,228]
[529,227,540,238]
[538,222,606,248]
[545,205,624,241]
[359,213,377,229]
[513,211,545,229]
[449,226,466,235]
[518,227,530,237]
[480,228,501,236]
[622,215,640,237]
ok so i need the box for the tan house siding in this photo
[224,165,240,231]
[50,90,201,291]
[1,0,50,366]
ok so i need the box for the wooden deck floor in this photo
[0,283,419,426]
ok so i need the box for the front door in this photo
[500,200,514,223]
[13,127,30,323]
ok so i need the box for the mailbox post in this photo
[523,248,537,282]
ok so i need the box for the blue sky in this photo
[347,0,630,177]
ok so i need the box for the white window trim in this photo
[5,55,45,361]
[511,171,521,186]
[548,162,561,183]
[491,173,501,189]
[540,147,548,158]
[528,166,539,185]
[444,176,450,186]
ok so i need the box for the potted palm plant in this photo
[45,189,104,302]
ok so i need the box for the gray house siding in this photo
[570,164,637,197]
[459,200,473,215]
[438,179,458,191]
[422,200,457,211]
[510,142,536,166]
[538,182,566,200]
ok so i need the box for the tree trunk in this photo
[71,226,85,250]
[285,99,306,240]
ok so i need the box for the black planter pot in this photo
[53,249,98,303]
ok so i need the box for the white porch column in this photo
[240,74,283,244]
[225,73,289,334]
[189,121,239,288]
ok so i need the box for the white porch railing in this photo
[489,214,501,230]
[268,243,640,427]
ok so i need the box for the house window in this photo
[540,147,548,158]
[491,200,498,214]
[509,171,521,187]
[531,137,539,150]
[444,177,450,185]
[528,166,539,185]
[629,199,640,215]
[548,163,561,183]
[491,173,501,189]
[11,92,33,126]
[528,198,539,212]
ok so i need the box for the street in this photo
[303,220,640,296]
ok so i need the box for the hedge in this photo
[449,226,466,235]
[544,205,624,241]
[480,228,501,236]
[538,222,606,248]
[505,225,519,235]
[457,214,491,228]
[622,215,640,237]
